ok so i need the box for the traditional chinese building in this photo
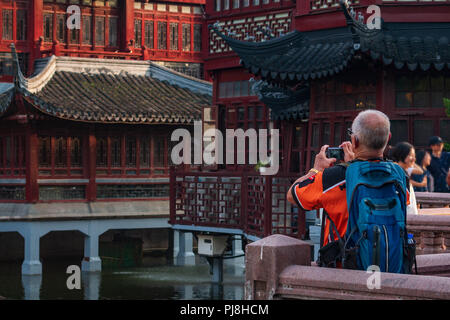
[0,0,212,277]
[170,0,450,241]
[0,45,211,202]
[0,0,211,203]
[0,0,205,81]
[0,40,211,275]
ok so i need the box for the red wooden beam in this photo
[26,124,38,203]
[87,127,97,201]
[123,0,135,51]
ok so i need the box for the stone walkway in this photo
[0,201,169,221]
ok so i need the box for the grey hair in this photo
[351,110,390,151]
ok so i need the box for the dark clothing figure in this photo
[411,169,432,192]
[428,151,450,193]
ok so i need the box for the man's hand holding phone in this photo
[313,145,337,172]
[339,141,356,162]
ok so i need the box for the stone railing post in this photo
[245,234,311,300]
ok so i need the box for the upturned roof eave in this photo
[5,45,208,124]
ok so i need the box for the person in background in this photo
[391,142,420,215]
[447,171,450,187]
[427,136,450,193]
[411,150,433,192]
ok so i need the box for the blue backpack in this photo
[344,160,411,273]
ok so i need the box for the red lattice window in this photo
[42,1,118,47]
[0,135,26,177]
[134,19,142,48]
[38,136,83,177]
[2,10,13,41]
[314,71,376,112]
[222,104,270,170]
[396,73,450,109]
[56,14,67,44]
[96,134,170,176]
[144,21,154,49]
[110,137,121,167]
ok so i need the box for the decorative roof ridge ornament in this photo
[10,43,26,90]
[248,78,310,111]
[340,0,383,51]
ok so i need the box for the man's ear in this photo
[388,132,392,141]
[352,135,359,149]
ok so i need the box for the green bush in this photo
[445,142,450,152]
[445,97,450,117]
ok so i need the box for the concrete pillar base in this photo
[176,252,195,266]
[82,271,101,300]
[173,230,195,266]
[21,260,42,275]
[225,237,245,275]
[309,225,322,262]
[81,257,102,272]
[21,274,42,300]
[211,257,224,284]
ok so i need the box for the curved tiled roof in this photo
[23,70,209,124]
[211,3,450,84]
[8,46,211,124]
[0,84,14,117]
[249,78,310,120]
[213,28,356,83]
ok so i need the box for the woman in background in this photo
[411,150,433,192]
[391,142,421,215]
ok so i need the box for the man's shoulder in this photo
[444,151,450,162]
[322,164,347,191]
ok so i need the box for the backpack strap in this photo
[336,162,350,169]
[323,210,343,243]
[319,209,326,248]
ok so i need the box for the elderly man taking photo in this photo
[287,110,413,274]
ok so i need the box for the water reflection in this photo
[0,256,244,300]
[21,275,42,300]
[82,272,101,300]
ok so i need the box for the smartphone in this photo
[326,147,344,161]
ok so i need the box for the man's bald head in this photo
[351,110,390,151]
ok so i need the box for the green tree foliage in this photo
[445,97,450,118]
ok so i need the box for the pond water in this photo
[0,255,245,300]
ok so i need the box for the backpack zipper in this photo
[373,226,381,267]
[382,225,389,272]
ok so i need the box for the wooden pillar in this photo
[32,0,43,42]
[296,0,310,16]
[26,123,38,203]
[122,0,135,51]
[30,0,44,74]
[87,127,97,201]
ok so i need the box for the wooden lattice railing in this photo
[169,168,306,239]
[170,168,449,244]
